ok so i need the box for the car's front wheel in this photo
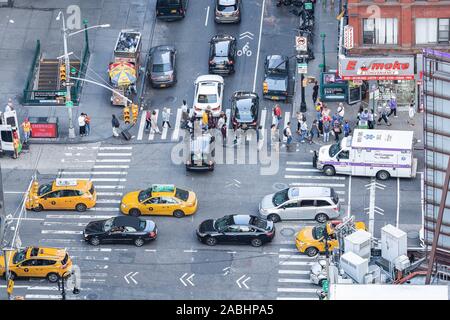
[32,204,44,212]
[205,237,217,246]
[315,213,329,223]
[89,237,100,246]
[305,247,319,257]
[129,209,141,217]
[251,238,263,247]
[173,210,185,218]
[75,203,87,212]
[267,214,281,223]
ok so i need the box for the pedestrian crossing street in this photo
[135,107,277,141]
[12,144,134,300]
[276,245,321,300]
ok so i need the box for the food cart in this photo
[109,30,142,106]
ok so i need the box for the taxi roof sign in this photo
[151,184,175,193]
[55,179,78,187]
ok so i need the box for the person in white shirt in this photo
[150,110,161,134]
[162,107,171,128]
[5,98,14,112]
[407,101,416,126]
[78,113,86,136]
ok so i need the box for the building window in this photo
[416,18,450,44]
[363,18,398,45]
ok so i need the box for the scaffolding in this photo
[422,48,450,283]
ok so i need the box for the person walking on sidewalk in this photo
[112,114,120,137]
[407,100,416,126]
[316,106,323,135]
[181,100,189,129]
[333,120,342,142]
[312,81,319,104]
[323,120,331,143]
[21,118,31,144]
[388,96,398,117]
[150,110,161,134]
[296,111,305,133]
[12,130,20,159]
[283,122,293,149]
[84,113,91,136]
[299,121,308,143]
[5,98,14,112]
[273,104,282,128]
[343,120,351,137]
[337,102,345,122]
[78,113,86,137]
[368,109,374,129]
[162,107,171,129]
[145,110,151,131]
[271,124,280,152]
[377,103,391,126]
[310,120,320,143]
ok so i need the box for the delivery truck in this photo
[313,129,418,180]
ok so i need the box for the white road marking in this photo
[283,112,291,130]
[99,146,132,150]
[252,0,266,92]
[95,185,125,189]
[161,121,169,140]
[46,214,115,219]
[279,254,315,260]
[278,278,311,284]
[260,109,267,129]
[284,168,320,173]
[6,217,44,221]
[284,174,345,180]
[205,6,210,27]
[97,153,132,157]
[43,222,86,227]
[4,191,26,194]
[149,109,159,140]
[40,238,83,243]
[137,112,146,141]
[88,207,120,212]
[172,108,182,141]
[226,108,231,128]
[93,165,129,169]
[60,171,127,175]
[41,230,83,235]
[183,249,198,253]
[96,192,123,196]
[277,288,318,293]
[25,295,62,299]
[286,161,313,165]
[336,191,346,195]
[96,199,121,204]
[89,178,127,182]
[279,261,314,266]
[278,270,310,275]
[279,248,298,252]
[289,182,346,187]
[96,159,131,163]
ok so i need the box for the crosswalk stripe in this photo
[335,191,346,195]
[99,147,132,150]
[59,171,128,175]
[225,109,231,128]
[276,297,317,300]
[260,109,267,130]
[96,199,121,204]
[279,248,299,252]
[284,168,320,172]
[149,109,159,140]
[96,192,123,196]
[46,215,115,219]
[25,295,62,299]
[279,254,314,260]
[172,108,182,141]
[161,123,169,140]
[286,161,312,165]
[137,112,146,141]
[90,178,127,182]
[93,165,129,169]
[279,261,314,266]
[278,278,311,284]
[278,270,310,275]
[289,182,346,187]
[41,230,83,235]
[97,153,132,157]
[88,207,120,212]
[44,221,86,227]
[95,185,125,189]
[284,174,345,180]
[277,288,318,293]
[96,159,131,163]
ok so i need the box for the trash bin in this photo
[29,117,59,138]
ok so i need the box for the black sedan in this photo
[147,45,177,88]
[231,91,259,130]
[263,55,289,101]
[196,214,275,247]
[209,34,237,75]
[83,216,157,247]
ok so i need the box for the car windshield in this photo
[138,188,152,202]
[157,0,181,6]
[198,94,217,104]
[329,143,341,157]
[235,99,255,120]
[38,183,52,196]
[103,218,114,232]
[175,188,189,201]
[152,63,171,72]
[273,189,289,206]
[268,59,287,75]
[214,216,233,231]
[12,249,27,264]
[218,0,237,12]
[312,226,326,240]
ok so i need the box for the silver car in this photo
[258,187,341,223]
[148,45,177,88]
[215,0,241,24]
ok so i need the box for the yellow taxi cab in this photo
[120,184,198,218]
[25,178,97,212]
[296,220,367,257]
[0,246,72,283]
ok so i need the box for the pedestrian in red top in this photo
[273,104,282,128]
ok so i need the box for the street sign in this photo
[304,2,313,10]
[70,67,77,74]
[297,62,308,74]
[295,36,307,52]
[344,25,354,50]
[65,101,74,108]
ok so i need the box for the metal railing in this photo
[22,40,41,104]
[71,43,90,103]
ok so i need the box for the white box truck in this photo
[313,129,418,180]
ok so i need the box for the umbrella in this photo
[109,62,137,87]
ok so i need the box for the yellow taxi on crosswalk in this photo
[0,246,72,282]
[25,178,97,212]
[120,184,198,218]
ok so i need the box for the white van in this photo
[313,129,418,180]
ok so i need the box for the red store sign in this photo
[338,56,415,80]
[30,123,58,138]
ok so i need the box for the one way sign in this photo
[295,36,307,52]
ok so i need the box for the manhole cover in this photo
[280,227,295,237]
[86,293,98,300]
[165,96,177,104]
[273,182,288,191]
[407,230,419,239]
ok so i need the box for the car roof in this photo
[198,81,219,94]
[231,214,253,225]
[218,0,237,5]
[113,216,143,229]
[26,246,67,259]
[51,179,91,191]
[288,187,332,200]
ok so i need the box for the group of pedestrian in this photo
[77,113,91,137]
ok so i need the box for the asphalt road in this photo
[0,1,424,301]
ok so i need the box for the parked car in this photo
[193,75,224,117]
[209,34,237,75]
[196,214,275,247]
[263,55,289,101]
[231,91,259,130]
[156,0,187,21]
[148,45,177,88]
[214,0,241,24]
[83,216,157,247]
[258,187,342,223]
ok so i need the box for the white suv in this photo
[193,75,224,117]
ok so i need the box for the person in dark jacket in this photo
[312,81,319,104]
[112,114,120,137]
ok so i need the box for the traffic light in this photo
[263,81,268,94]
[123,106,130,124]
[59,65,67,82]
[322,279,329,293]
[31,180,39,194]
[131,104,139,124]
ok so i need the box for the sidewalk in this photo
[0,0,154,145]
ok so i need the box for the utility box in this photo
[394,255,411,271]
[340,251,369,284]
[344,229,372,259]
[381,224,407,263]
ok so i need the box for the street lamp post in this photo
[300,58,307,112]
[320,33,326,73]
[56,12,110,139]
